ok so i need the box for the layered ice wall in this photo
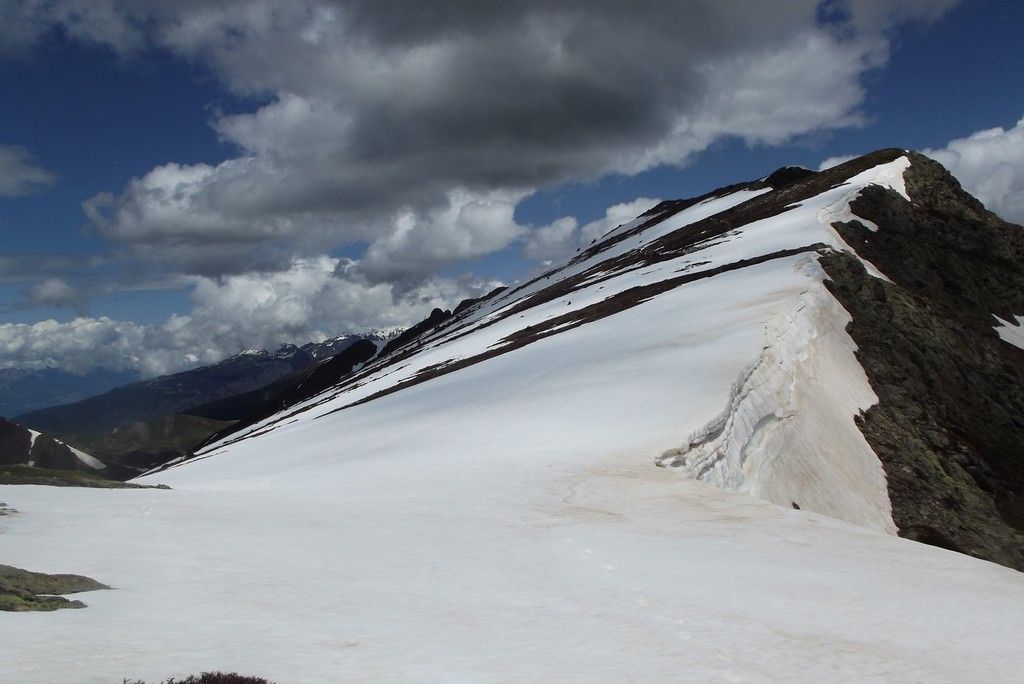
[658,257,896,533]
[656,161,912,534]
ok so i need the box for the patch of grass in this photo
[0,464,169,489]
[65,413,233,471]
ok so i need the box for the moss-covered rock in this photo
[0,582,86,611]
[0,464,169,488]
[0,564,109,612]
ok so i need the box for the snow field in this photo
[6,156,1024,682]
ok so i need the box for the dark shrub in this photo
[123,673,272,684]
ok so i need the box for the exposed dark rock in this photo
[281,339,379,404]
[300,335,361,360]
[452,286,507,317]
[761,165,816,188]
[481,151,905,328]
[29,434,88,470]
[819,152,1024,570]
[0,416,100,472]
[0,418,32,466]
[379,307,452,357]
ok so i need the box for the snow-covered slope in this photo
[4,150,1024,682]
[146,154,910,532]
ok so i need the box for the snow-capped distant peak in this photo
[360,326,406,341]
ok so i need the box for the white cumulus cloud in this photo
[817,154,858,171]
[523,217,580,264]
[923,116,1024,225]
[0,257,500,376]
[522,198,661,265]
[2,1,961,276]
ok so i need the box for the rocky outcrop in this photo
[0,417,102,471]
[452,286,507,317]
[379,307,452,357]
[820,152,1024,570]
[0,564,108,611]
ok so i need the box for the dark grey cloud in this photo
[0,1,962,373]
[1,0,957,279]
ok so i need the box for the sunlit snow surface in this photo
[4,156,1024,682]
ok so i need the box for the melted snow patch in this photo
[65,444,105,470]
[658,257,896,534]
[51,435,105,470]
[26,429,40,466]
[994,314,1024,350]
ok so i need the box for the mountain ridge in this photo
[7,148,1024,683]
[143,148,1024,570]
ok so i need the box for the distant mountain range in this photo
[15,333,398,436]
[0,367,138,418]
[8,331,402,477]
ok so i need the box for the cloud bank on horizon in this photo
[5,0,1021,377]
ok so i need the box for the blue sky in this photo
[0,0,1022,375]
